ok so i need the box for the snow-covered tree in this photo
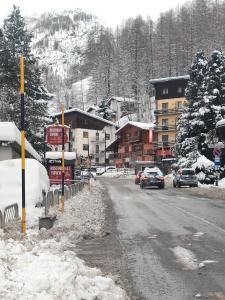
[1,6,51,154]
[176,50,207,157]
[198,50,225,155]
[95,99,114,120]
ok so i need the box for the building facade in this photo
[52,108,117,166]
[149,75,189,160]
[107,121,154,168]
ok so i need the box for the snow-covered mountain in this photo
[26,10,98,112]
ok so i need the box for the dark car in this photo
[173,168,198,187]
[135,171,143,184]
[140,168,164,189]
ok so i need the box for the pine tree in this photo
[176,50,207,157]
[2,6,51,154]
[197,50,225,157]
[95,99,114,120]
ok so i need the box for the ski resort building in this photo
[150,75,189,161]
[52,108,118,166]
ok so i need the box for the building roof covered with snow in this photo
[53,107,118,128]
[0,122,41,161]
[116,121,154,134]
[149,75,190,84]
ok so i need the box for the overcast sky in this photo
[1,0,188,27]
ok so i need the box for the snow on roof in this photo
[192,155,214,169]
[52,107,117,127]
[108,96,136,103]
[0,122,41,161]
[116,121,154,134]
[216,119,225,127]
[149,75,189,84]
[46,152,76,160]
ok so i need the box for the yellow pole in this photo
[20,55,26,234]
[60,103,65,212]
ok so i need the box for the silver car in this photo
[173,168,198,188]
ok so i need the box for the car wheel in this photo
[159,185,164,189]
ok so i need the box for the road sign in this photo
[213,148,222,157]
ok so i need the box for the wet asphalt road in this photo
[102,178,225,300]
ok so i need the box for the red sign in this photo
[213,148,222,157]
[46,125,69,145]
[48,165,72,185]
[156,148,173,157]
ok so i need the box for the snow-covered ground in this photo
[0,181,128,300]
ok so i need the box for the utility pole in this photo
[20,55,26,234]
[60,104,65,213]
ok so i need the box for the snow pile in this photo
[0,181,128,299]
[0,159,49,227]
[0,236,127,299]
[171,246,198,270]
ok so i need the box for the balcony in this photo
[154,108,183,115]
[154,140,176,149]
[154,125,176,131]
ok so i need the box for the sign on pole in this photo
[46,125,69,145]
[213,148,222,157]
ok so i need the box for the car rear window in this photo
[145,172,158,176]
[181,170,195,175]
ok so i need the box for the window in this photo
[162,88,168,95]
[95,158,99,163]
[162,103,168,113]
[96,144,99,154]
[162,135,169,147]
[83,144,89,151]
[83,131,88,138]
[96,132,99,140]
[81,118,88,125]
[105,133,110,140]
[162,119,168,130]
[178,87,182,94]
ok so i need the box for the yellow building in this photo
[150,75,189,160]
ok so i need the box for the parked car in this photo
[173,168,198,187]
[135,171,143,184]
[96,166,116,175]
[140,167,164,189]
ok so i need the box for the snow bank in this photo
[0,159,49,226]
[0,181,128,299]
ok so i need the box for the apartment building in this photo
[149,75,189,160]
[52,108,117,166]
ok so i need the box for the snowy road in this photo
[101,178,225,300]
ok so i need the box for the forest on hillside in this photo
[82,0,225,107]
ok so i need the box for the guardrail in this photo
[44,181,85,216]
[0,203,19,228]
[0,181,86,228]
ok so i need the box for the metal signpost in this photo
[212,147,222,187]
